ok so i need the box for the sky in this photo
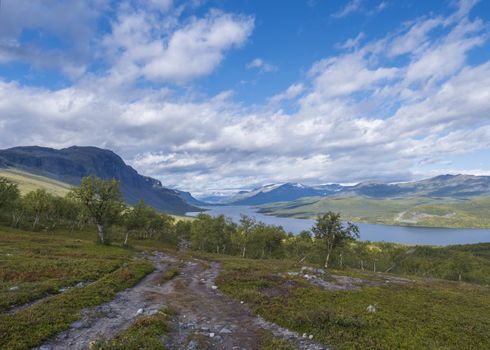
[0,0,490,195]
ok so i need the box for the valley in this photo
[257,196,490,229]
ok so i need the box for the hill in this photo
[215,175,490,207]
[258,195,490,228]
[0,146,201,214]
[0,168,72,196]
[227,183,342,205]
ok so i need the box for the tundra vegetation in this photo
[1,175,490,349]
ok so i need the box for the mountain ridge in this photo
[205,174,490,206]
[0,146,201,214]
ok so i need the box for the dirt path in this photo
[36,252,327,350]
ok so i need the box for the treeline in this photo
[0,176,176,244]
[1,176,489,284]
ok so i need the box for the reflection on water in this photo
[188,206,490,246]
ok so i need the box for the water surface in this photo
[188,205,490,246]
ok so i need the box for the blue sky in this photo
[0,0,490,194]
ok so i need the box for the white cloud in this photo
[269,83,304,104]
[0,0,490,194]
[0,0,108,78]
[246,58,278,73]
[332,0,362,18]
[103,8,254,84]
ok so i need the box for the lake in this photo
[188,205,490,246]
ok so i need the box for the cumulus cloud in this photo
[0,0,108,78]
[0,0,489,193]
[246,58,278,73]
[101,6,254,84]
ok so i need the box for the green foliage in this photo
[0,177,20,213]
[122,200,175,245]
[23,189,53,230]
[70,176,125,243]
[312,212,359,268]
[190,214,235,254]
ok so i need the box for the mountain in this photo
[345,175,490,198]
[0,146,201,214]
[214,174,490,206]
[174,189,208,207]
[228,183,339,205]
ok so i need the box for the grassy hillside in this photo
[217,257,490,350]
[0,168,195,222]
[0,168,72,196]
[258,196,490,228]
[2,225,490,349]
[0,226,153,349]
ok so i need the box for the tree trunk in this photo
[324,252,330,269]
[458,272,462,282]
[33,214,40,230]
[373,261,377,273]
[339,253,343,268]
[360,260,364,271]
[242,245,246,258]
[96,223,105,244]
[124,232,129,246]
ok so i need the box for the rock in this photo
[302,333,307,338]
[309,334,314,340]
[301,266,325,275]
[220,327,232,334]
[240,301,244,304]
[209,332,215,338]
[9,286,19,291]
[367,305,376,313]
[39,345,52,350]
[211,285,218,290]
[147,309,159,316]
[72,321,85,329]
[59,287,69,293]
[136,308,144,315]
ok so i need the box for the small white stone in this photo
[211,285,218,290]
[366,305,376,313]
[209,332,215,338]
[302,333,307,338]
[240,301,244,304]
[309,335,314,340]
[9,286,19,291]
[136,308,144,315]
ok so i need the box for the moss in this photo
[217,256,490,350]
[0,227,133,312]
[90,309,173,350]
[0,260,154,349]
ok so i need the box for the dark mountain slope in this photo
[0,146,200,214]
[229,183,338,205]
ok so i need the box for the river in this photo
[188,206,490,246]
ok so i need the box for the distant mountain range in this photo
[0,146,201,215]
[200,175,490,206]
[2,146,490,214]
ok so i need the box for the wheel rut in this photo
[36,252,328,350]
